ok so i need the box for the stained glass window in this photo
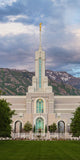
[39,58,41,88]
[36,99,44,113]
[36,118,44,132]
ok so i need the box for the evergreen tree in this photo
[45,125,47,133]
[70,107,80,137]
[0,99,15,137]
[33,125,35,133]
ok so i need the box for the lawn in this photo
[0,140,80,160]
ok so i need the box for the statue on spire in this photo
[39,23,42,50]
[39,23,42,31]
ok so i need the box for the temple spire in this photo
[39,23,42,50]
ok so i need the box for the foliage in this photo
[0,98,15,137]
[24,121,32,132]
[33,125,35,133]
[70,107,80,137]
[0,90,5,95]
[49,123,57,133]
[45,125,47,133]
[38,128,41,133]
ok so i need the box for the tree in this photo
[70,107,80,137]
[45,125,47,133]
[0,98,15,137]
[24,121,32,132]
[33,125,35,133]
[49,123,57,133]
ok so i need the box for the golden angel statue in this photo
[39,23,42,31]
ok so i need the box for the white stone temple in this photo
[1,23,80,138]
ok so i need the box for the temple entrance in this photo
[58,121,65,133]
[14,120,22,133]
[36,117,44,133]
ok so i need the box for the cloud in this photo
[7,15,28,22]
[0,34,34,71]
[0,22,39,36]
[0,0,80,77]
[46,46,80,77]
[51,0,66,7]
[0,0,17,7]
[69,28,80,37]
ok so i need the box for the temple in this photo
[1,24,80,138]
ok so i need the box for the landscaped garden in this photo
[0,140,80,160]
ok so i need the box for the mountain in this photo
[46,70,80,89]
[0,68,33,95]
[0,68,80,95]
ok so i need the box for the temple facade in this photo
[1,24,80,137]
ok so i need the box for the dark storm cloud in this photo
[0,0,52,21]
[0,34,35,69]
[46,46,80,76]
[47,47,80,65]
[0,0,64,25]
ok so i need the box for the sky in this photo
[0,0,80,77]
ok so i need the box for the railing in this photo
[0,132,80,140]
[11,132,72,139]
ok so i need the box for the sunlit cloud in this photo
[0,23,39,36]
[70,28,80,37]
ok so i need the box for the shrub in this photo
[49,123,57,133]
[24,121,32,132]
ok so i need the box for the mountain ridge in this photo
[0,68,80,95]
[46,70,80,89]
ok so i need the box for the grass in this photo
[0,140,80,160]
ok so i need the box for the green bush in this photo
[24,121,32,132]
[49,123,57,133]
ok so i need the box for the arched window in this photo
[58,121,65,133]
[36,117,44,133]
[14,120,22,133]
[36,99,44,113]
